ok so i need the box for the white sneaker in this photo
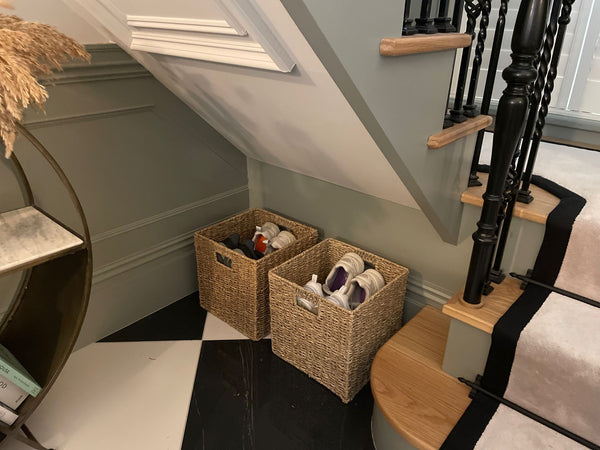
[253,222,280,254]
[296,274,323,313]
[347,269,385,310]
[326,285,350,310]
[270,230,296,250]
[323,252,364,295]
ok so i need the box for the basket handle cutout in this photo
[216,252,233,269]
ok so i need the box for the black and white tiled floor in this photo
[4,294,375,449]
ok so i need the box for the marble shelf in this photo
[0,206,84,276]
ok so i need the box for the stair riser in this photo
[442,318,491,380]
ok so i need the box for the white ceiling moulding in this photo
[129,30,283,72]
[125,0,295,73]
[126,16,246,36]
[215,0,295,73]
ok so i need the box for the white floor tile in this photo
[201,313,271,340]
[201,312,251,341]
[2,340,201,450]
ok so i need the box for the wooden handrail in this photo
[380,33,471,56]
[428,115,492,149]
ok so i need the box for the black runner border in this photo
[441,173,586,449]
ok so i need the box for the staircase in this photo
[371,143,600,449]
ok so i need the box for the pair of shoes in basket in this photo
[219,233,263,260]
[299,252,385,311]
[252,222,296,255]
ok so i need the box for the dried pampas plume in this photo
[0,14,89,158]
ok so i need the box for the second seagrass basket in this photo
[269,238,408,403]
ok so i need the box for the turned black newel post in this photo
[449,0,482,123]
[520,0,574,203]
[463,0,549,304]
[403,0,418,35]
[489,0,565,280]
[468,0,510,187]
[416,0,438,34]
[435,0,456,32]
[463,0,491,118]
[514,0,562,188]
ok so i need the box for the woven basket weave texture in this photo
[194,209,318,340]
[269,238,408,403]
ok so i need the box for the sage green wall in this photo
[0,45,248,348]
[248,159,544,320]
[248,158,469,319]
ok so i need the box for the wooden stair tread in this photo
[443,277,523,334]
[380,33,472,56]
[371,306,471,450]
[462,172,560,225]
[0,206,84,276]
[427,115,493,149]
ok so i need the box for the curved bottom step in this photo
[370,306,471,449]
[372,403,418,450]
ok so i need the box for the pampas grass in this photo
[0,13,89,158]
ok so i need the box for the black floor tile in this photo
[182,340,375,450]
[100,292,206,342]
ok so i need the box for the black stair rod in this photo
[463,0,548,305]
[510,273,600,308]
[435,0,456,32]
[520,0,575,203]
[403,0,418,35]
[468,0,510,188]
[464,0,492,118]
[449,0,482,123]
[459,378,600,449]
[415,0,438,34]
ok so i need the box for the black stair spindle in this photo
[415,0,438,34]
[403,0,418,35]
[463,0,549,305]
[452,0,465,31]
[435,0,457,32]
[487,157,519,285]
[519,0,574,203]
[449,0,482,124]
[468,0,510,187]
[464,0,492,118]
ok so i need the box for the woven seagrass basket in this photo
[194,209,318,340]
[269,238,408,403]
